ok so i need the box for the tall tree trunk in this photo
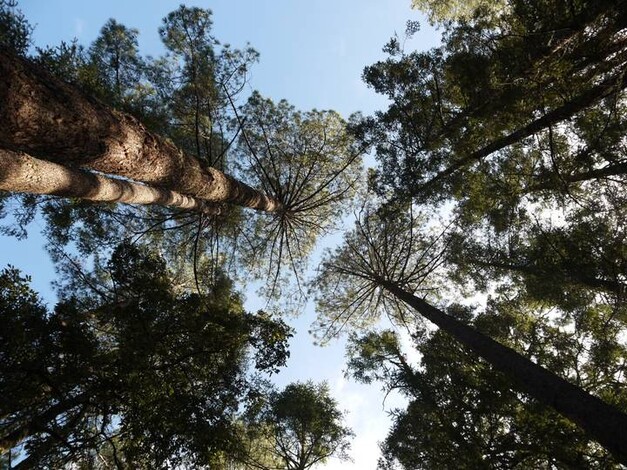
[0,149,222,215]
[380,281,627,464]
[0,50,282,212]
[413,64,627,198]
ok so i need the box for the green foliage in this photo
[311,204,447,341]
[237,93,364,296]
[159,5,214,57]
[347,295,627,468]
[411,0,508,24]
[357,0,626,207]
[242,381,353,469]
[158,4,259,168]
[320,0,627,463]
[0,244,292,468]
[0,0,31,55]
[447,211,627,316]
[326,119,627,461]
[85,19,145,107]
[35,40,88,84]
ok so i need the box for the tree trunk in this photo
[380,281,627,464]
[529,161,627,192]
[473,259,625,295]
[0,392,89,452]
[0,50,282,212]
[0,149,222,215]
[414,65,627,198]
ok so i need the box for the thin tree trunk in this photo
[413,65,627,198]
[529,161,627,192]
[0,392,89,452]
[0,50,282,212]
[380,281,627,464]
[473,259,625,295]
[0,149,222,215]
[421,8,627,159]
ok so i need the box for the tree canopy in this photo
[307,0,627,465]
[2,0,627,467]
[0,243,292,468]
[241,381,353,470]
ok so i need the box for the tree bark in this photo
[0,50,282,212]
[0,149,222,215]
[380,281,627,464]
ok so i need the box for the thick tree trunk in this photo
[381,281,627,464]
[0,149,222,215]
[0,50,282,212]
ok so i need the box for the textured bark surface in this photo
[0,149,222,214]
[0,50,281,212]
[382,282,627,464]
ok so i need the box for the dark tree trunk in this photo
[529,161,627,192]
[414,66,627,198]
[0,392,89,452]
[381,281,627,464]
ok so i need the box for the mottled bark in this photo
[0,50,282,212]
[381,281,627,464]
[0,149,222,215]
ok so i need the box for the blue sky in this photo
[4,1,440,467]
